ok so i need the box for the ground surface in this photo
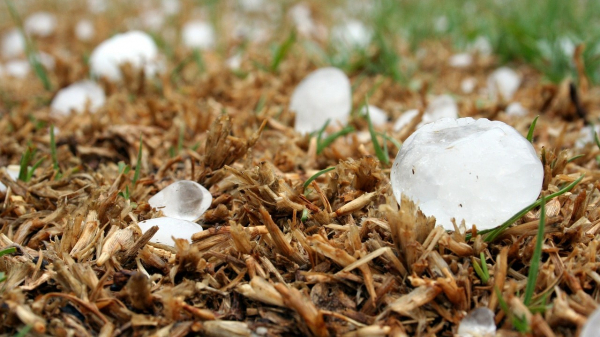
[1,1,600,336]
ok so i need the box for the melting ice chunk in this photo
[505,102,528,117]
[50,80,106,116]
[2,29,25,58]
[391,118,543,231]
[488,67,521,101]
[138,217,203,246]
[393,109,419,132]
[449,53,473,68]
[149,180,212,221]
[76,20,95,42]
[421,95,458,126]
[182,21,216,50]
[457,307,496,337]
[581,305,600,337]
[290,67,351,134]
[461,77,477,94]
[89,30,162,81]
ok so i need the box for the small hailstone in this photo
[505,102,528,117]
[391,117,543,231]
[457,307,496,337]
[434,15,449,32]
[576,125,600,149]
[75,20,95,42]
[469,36,492,56]
[393,109,419,132]
[461,77,477,94]
[290,67,352,134]
[487,67,521,101]
[331,20,372,50]
[142,10,165,31]
[88,0,108,13]
[162,0,181,15]
[361,105,388,126]
[182,21,216,50]
[238,0,265,12]
[5,60,30,78]
[149,180,213,221]
[24,12,57,37]
[35,52,55,70]
[137,217,203,246]
[2,29,26,59]
[289,3,315,37]
[558,36,575,58]
[421,95,458,126]
[50,80,106,116]
[581,305,600,337]
[226,53,242,70]
[449,53,473,68]
[89,30,161,81]
[0,165,20,193]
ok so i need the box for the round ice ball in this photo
[50,80,106,116]
[2,29,26,59]
[391,117,543,231]
[290,67,351,134]
[75,20,95,42]
[488,67,521,101]
[89,30,161,81]
[182,21,216,50]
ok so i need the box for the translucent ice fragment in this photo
[393,109,419,132]
[290,67,351,134]
[391,118,543,230]
[5,60,30,78]
[148,180,212,221]
[457,307,496,337]
[89,30,162,81]
[421,95,458,126]
[361,105,388,126]
[76,20,95,42]
[138,217,203,246]
[50,80,106,116]
[488,67,521,101]
[2,29,25,58]
[0,165,20,193]
[461,77,477,94]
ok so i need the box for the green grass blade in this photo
[526,115,539,143]
[524,195,546,306]
[5,0,52,91]
[303,167,335,192]
[0,272,5,283]
[192,49,205,72]
[566,154,585,163]
[50,125,59,173]
[133,135,143,185]
[0,246,17,258]
[270,30,296,72]
[17,147,34,182]
[14,324,33,337]
[300,208,309,222]
[484,175,583,242]
[480,252,490,282]
[27,157,45,182]
[472,257,487,283]
[314,119,331,144]
[377,131,402,150]
[317,126,355,154]
[254,94,266,114]
[594,129,600,150]
[365,102,389,164]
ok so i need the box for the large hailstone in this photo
[290,67,351,134]
[391,118,543,231]
[89,30,162,81]
[149,180,212,221]
[50,80,106,116]
[138,217,203,246]
[581,305,600,337]
[487,67,521,101]
[24,12,57,37]
[182,21,216,50]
